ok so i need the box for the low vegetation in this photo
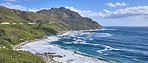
[0,48,45,63]
[0,6,102,63]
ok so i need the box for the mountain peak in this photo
[37,7,102,30]
[59,7,66,9]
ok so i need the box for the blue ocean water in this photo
[50,26,148,63]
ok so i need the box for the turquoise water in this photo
[50,26,148,63]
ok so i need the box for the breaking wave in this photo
[97,45,120,53]
[100,29,117,31]
[61,31,113,38]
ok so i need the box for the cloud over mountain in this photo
[0,2,39,12]
[66,6,148,19]
[28,8,39,12]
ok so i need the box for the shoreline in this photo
[14,30,110,63]
[13,36,47,50]
[13,31,68,63]
[17,37,109,63]
[13,30,69,50]
[13,29,101,50]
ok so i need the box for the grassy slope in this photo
[0,6,102,63]
[0,48,44,63]
[0,6,71,63]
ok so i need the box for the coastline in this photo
[13,30,69,50]
[13,29,101,50]
[14,30,110,63]
[13,36,47,50]
[13,31,69,63]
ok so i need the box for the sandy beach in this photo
[16,35,109,63]
[13,36,47,50]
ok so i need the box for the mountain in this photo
[0,6,102,63]
[37,7,102,30]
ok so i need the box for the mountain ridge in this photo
[37,7,102,30]
[0,6,102,63]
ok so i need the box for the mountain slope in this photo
[0,6,103,63]
[12,9,59,22]
[0,6,103,49]
[37,7,103,30]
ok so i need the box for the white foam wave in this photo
[63,40,86,44]
[76,39,83,42]
[78,42,120,53]
[88,38,93,40]
[80,32,113,37]
[61,31,82,37]
[101,29,117,31]
[63,39,120,54]
[97,45,120,53]
[95,33,113,37]
[60,31,113,39]
[46,36,59,42]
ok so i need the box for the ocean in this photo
[20,26,148,63]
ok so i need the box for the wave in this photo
[121,48,148,56]
[47,31,117,55]
[61,31,82,37]
[60,31,113,38]
[97,45,120,53]
[74,41,120,53]
[73,51,115,63]
[94,33,113,37]
[62,38,120,54]
[100,29,117,31]
[46,36,59,42]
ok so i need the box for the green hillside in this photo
[0,6,102,63]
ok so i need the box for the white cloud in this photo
[106,2,127,7]
[65,6,148,19]
[65,6,98,18]
[0,2,46,12]
[3,0,20,2]
[0,2,27,11]
[28,8,39,12]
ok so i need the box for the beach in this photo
[13,36,47,50]
[16,32,109,63]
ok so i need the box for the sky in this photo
[0,0,148,26]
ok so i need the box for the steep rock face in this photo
[37,7,103,30]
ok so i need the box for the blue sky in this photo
[0,0,148,26]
